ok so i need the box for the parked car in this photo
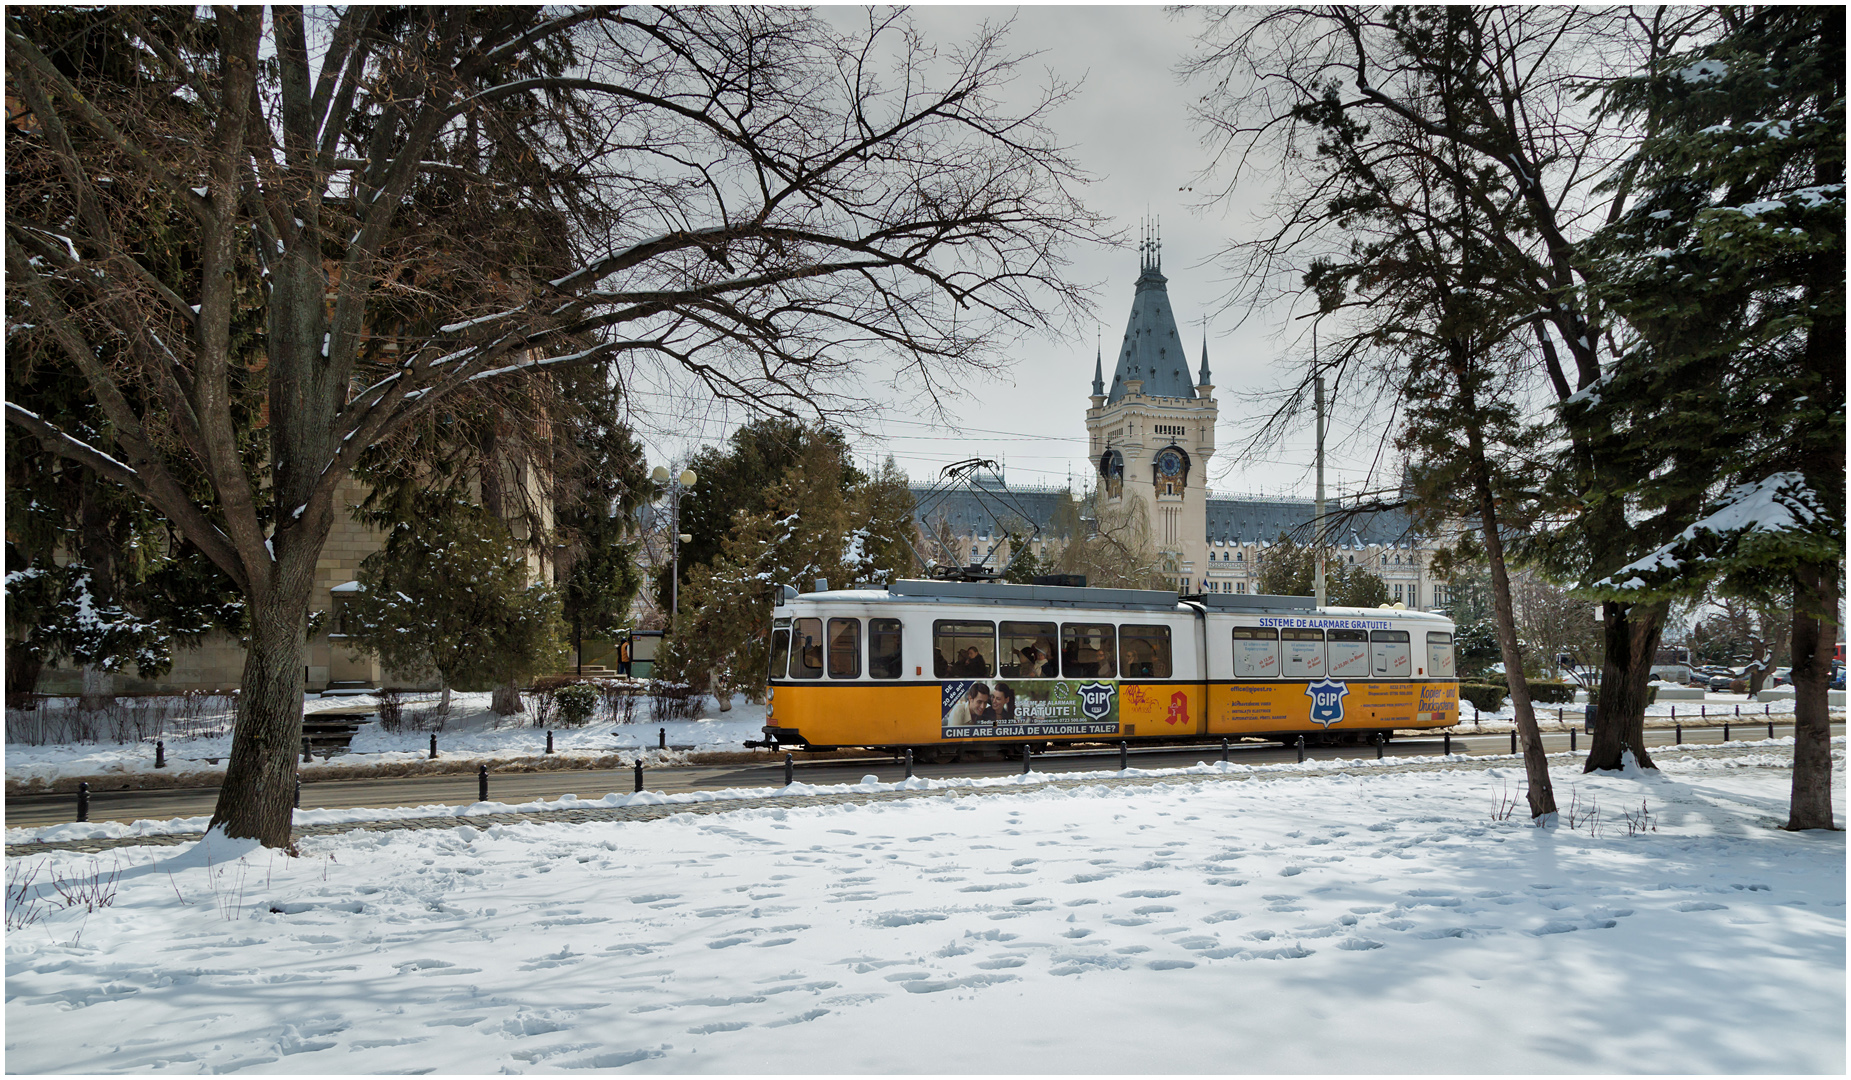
[1698,668,1744,692]
[1833,665,1845,691]
[1770,667,1793,687]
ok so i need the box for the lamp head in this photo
[678,469,698,488]
[650,466,669,483]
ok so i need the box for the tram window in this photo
[1232,626,1279,678]
[1371,629,1412,678]
[1281,627,1324,678]
[1426,631,1455,679]
[1327,629,1369,679]
[869,619,903,679]
[1000,620,1058,678]
[827,618,861,679]
[934,620,995,678]
[768,628,791,680]
[791,618,824,679]
[1119,625,1172,678]
[1060,623,1117,678]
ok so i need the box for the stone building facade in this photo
[911,236,1446,609]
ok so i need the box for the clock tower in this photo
[1085,224,1217,591]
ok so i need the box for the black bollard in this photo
[1374,733,1384,760]
[1473,705,1480,727]
[1221,737,1230,764]
[429,732,438,760]
[1570,729,1577,752]
[635,759,644,792]
[904,748,914,779]
[1511,730,1518,755]
[1723,721,1730,742]
[77,781,89,823]
[155,740,166,769]
[295,775,301,809]
[1295,736,1305,764]
[1443,732,1452,756]
[303,741,313,764]
[1021,744,1032,774]
[478,764,488,803]
[1768,721,1774,739]
[659,727,667,750]
[784,752,794,786]
[546,730,554,755]
[1120,741,1128,770]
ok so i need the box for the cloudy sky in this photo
[637,7,1390,503]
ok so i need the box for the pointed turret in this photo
[1108,218,1192,403]
[1196,333,1213,398]
[1090,344,1106,405]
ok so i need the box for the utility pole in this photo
[1313,316,1327,609]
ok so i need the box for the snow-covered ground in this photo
[5,692,767,792]
[6,751,1842,1073]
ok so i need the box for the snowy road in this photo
[8,722,1841,833]
[5,751,1843,1073]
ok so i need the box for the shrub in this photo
[649,679,701,722]
[1526,681,1577,705]
[599,681,639,724]
[1458,683,1507,714]
[555,683,599,728]
[1587,685,1659,707]
[376,688,407,733]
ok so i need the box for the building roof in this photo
[908,484,1417,549]
[1204,497,1415,548]
[1107,232,1197,404]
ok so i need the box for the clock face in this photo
[1157,450,1184,479]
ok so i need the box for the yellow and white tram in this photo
[755,578,1459,756]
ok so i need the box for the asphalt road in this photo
[7,720,1838,830]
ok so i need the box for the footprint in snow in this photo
[1674,901,1729,912]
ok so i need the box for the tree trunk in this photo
[1474,481,1557,819]
[208,599,308,848]
[491,681,523,715]
[78,664,113,712]
[1787,562,1839,830]
[1584,600,1666,772]
[1746,633,1771,697]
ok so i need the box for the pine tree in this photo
[342,493,567,712]
[1253,535,1393,609]
[1581,7,1844,827]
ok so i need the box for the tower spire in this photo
[1198,326,1211,388]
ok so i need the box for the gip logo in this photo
[1304,678,1349,728]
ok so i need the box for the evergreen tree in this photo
[1580,7,1844,827]
[659,429,910,701]
[1253,535,1393,609]
[342,493,567,712]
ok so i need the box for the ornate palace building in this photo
[914,230,1444,608]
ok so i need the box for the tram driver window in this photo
[768,626,791,680]
[827,618,861,679]
[934,620,995,678]
[869,618,903,679]
[1120,624,1173,679]
[1232,626,1279,678]
[791,618,824,679]
[1000,620,1057,678]
[1060,623,1116,678]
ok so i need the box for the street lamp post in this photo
[1312,315,1327,609]
[651,466,698,633]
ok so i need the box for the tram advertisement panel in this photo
[940,679,1121,738]
[1214,679,1454,730]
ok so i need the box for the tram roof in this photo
[781,578,1319,614]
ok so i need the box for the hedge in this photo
[1459,683,1507,713]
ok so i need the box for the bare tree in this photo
[6,7,1105,847]
[1183,6,1718,777]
